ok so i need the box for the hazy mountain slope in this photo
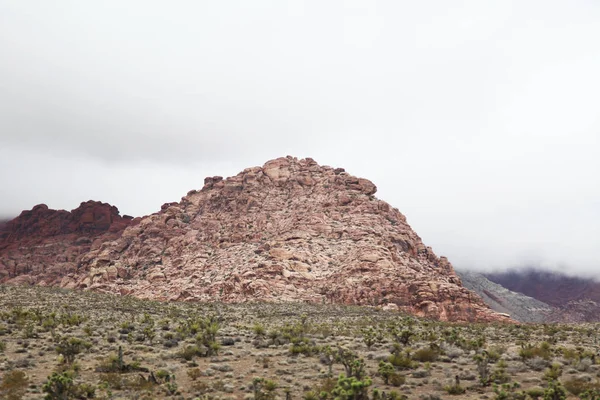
[456,270,553,323]
[485,269,600,307]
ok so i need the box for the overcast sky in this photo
[1,1,598,273]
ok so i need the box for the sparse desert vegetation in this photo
[2,285,600,399]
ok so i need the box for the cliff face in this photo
[51,156,505,322]
[0,201,134,285]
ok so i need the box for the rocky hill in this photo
[456,270,553,323]
[0,201,134,285]
[0,157,509,322]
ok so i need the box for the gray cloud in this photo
[1,1,599,273]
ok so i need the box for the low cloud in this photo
[1,1,598,273]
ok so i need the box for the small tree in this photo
[544,380,567,400]
[55,337,91,365]
[378,361,395,385]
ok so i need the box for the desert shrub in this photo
[99,373,155,392]
[60,313,86,327]
[331,374,372,400]
[526,387,545,400]
[491,360,511,384]
[412,347,439,362]
[55,337,92,365]
[527,356,551,371]
[444,382,466,395]
[388,372,406,387]
[577,358,594,372]
[388,349,415,370]
[336,348,368,380]
[303,377,337,400]
[22,323,37,339]
[390,328,414,347]
[0,341,5,352]
[463,336,486,352]
[43,371,95,400]
[561,347,580,364]
[95,346,145,373]
[0,369,29,400]
[487,346,506,363]
[191,380,210,394]
[177,345,203,361]
[543,380,567,400]
[253,323,266,337]
[119,321,135,334]
[562,377,600,396]
[289,337,320,356]
[187,368,202,381]
[519,342,552,361]
[378,361,395,384]
[493,382,526,400]
[362,327,377,349]
[474,353,491,386]
[441,343,464,359]
[542,363,562,382]
[253,377,278,400]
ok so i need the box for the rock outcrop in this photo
[51,156,505,322]
[0,201,135,285]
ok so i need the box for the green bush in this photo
[378,361,395,384]
[331,374,372,400]
[543,380,567,400]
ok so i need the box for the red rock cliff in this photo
[0,201,134,285]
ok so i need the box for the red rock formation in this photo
[0,201,134,285]
[54,156,508,322]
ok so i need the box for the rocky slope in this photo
[456,270,553,323]
[0,157,509,322]
[0,201,134,285]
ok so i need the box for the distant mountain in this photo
[456,270,553,323]
[0,156,509,323]
[485,268,600,322]
[485,268,600,307]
